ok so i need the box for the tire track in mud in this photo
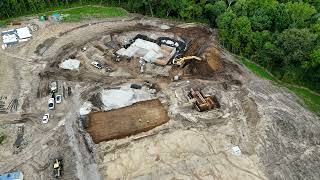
[64,85,101,180]
[191,130,266,180]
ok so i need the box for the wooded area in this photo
[0,0,319,92]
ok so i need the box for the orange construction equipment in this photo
[187,88,219,112]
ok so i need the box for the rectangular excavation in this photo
[86,99,169,143]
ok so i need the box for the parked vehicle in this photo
[50,81,58,93]
[48,98,55,110]
[42,113,49,123]
[56,95,62,104]
[91,61,102,69]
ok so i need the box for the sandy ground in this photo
[0,14,319,180]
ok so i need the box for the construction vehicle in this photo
[53,159,63,178]
[172,56,202,67]
[187,88,220,112]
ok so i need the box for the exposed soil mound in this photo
[169,26,222,76]
[86,99,169,143]
[34,37,57,56]
[203,46,221,71]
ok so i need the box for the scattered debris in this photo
[28,23,39,32]
[222,113,230,118]
[81,47,87,52]
[0,96,7,113]
[101,85,154,110]
[13,126,24,153]
[7,99,18,112]
[231,146,241,156]
[160,24,170,30]
[80,102,93,116]
[59,59,80,70]
[130,84,142,89]
[11,20,21,26]
[139,58,146,73]
[145,63,172,77]
[67,87,72,96]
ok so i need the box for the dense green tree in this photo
[216,10,237,47]
[205,1,227,25]
[286,2,317,28]
[158,0,180,17]
[230,16,252,53]
[272,3,290,31]
[276,28,317,66]
[305,47,320,68]
[179,0,203,20]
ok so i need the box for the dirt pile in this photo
[169,26,222,77]
[86,99,169,143]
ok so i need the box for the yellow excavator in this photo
[172,56,202,67]
[53,159,63,178]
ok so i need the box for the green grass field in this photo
[0,6,127,26]
[287,86,320,115]
[240,57,320,116]
[57,6,127,22]
[240,58,278,82]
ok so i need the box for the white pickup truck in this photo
[50,81,58,93]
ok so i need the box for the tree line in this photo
[0,0,319,92]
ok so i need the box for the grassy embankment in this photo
[57,6,127,22]
[240,58,320,116]
[0,5,127,26]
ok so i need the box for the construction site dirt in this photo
[0,13,319,180]
[87,99,169,143]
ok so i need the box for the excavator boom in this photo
[173,56,202,67]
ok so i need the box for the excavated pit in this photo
[86,99,169,143]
